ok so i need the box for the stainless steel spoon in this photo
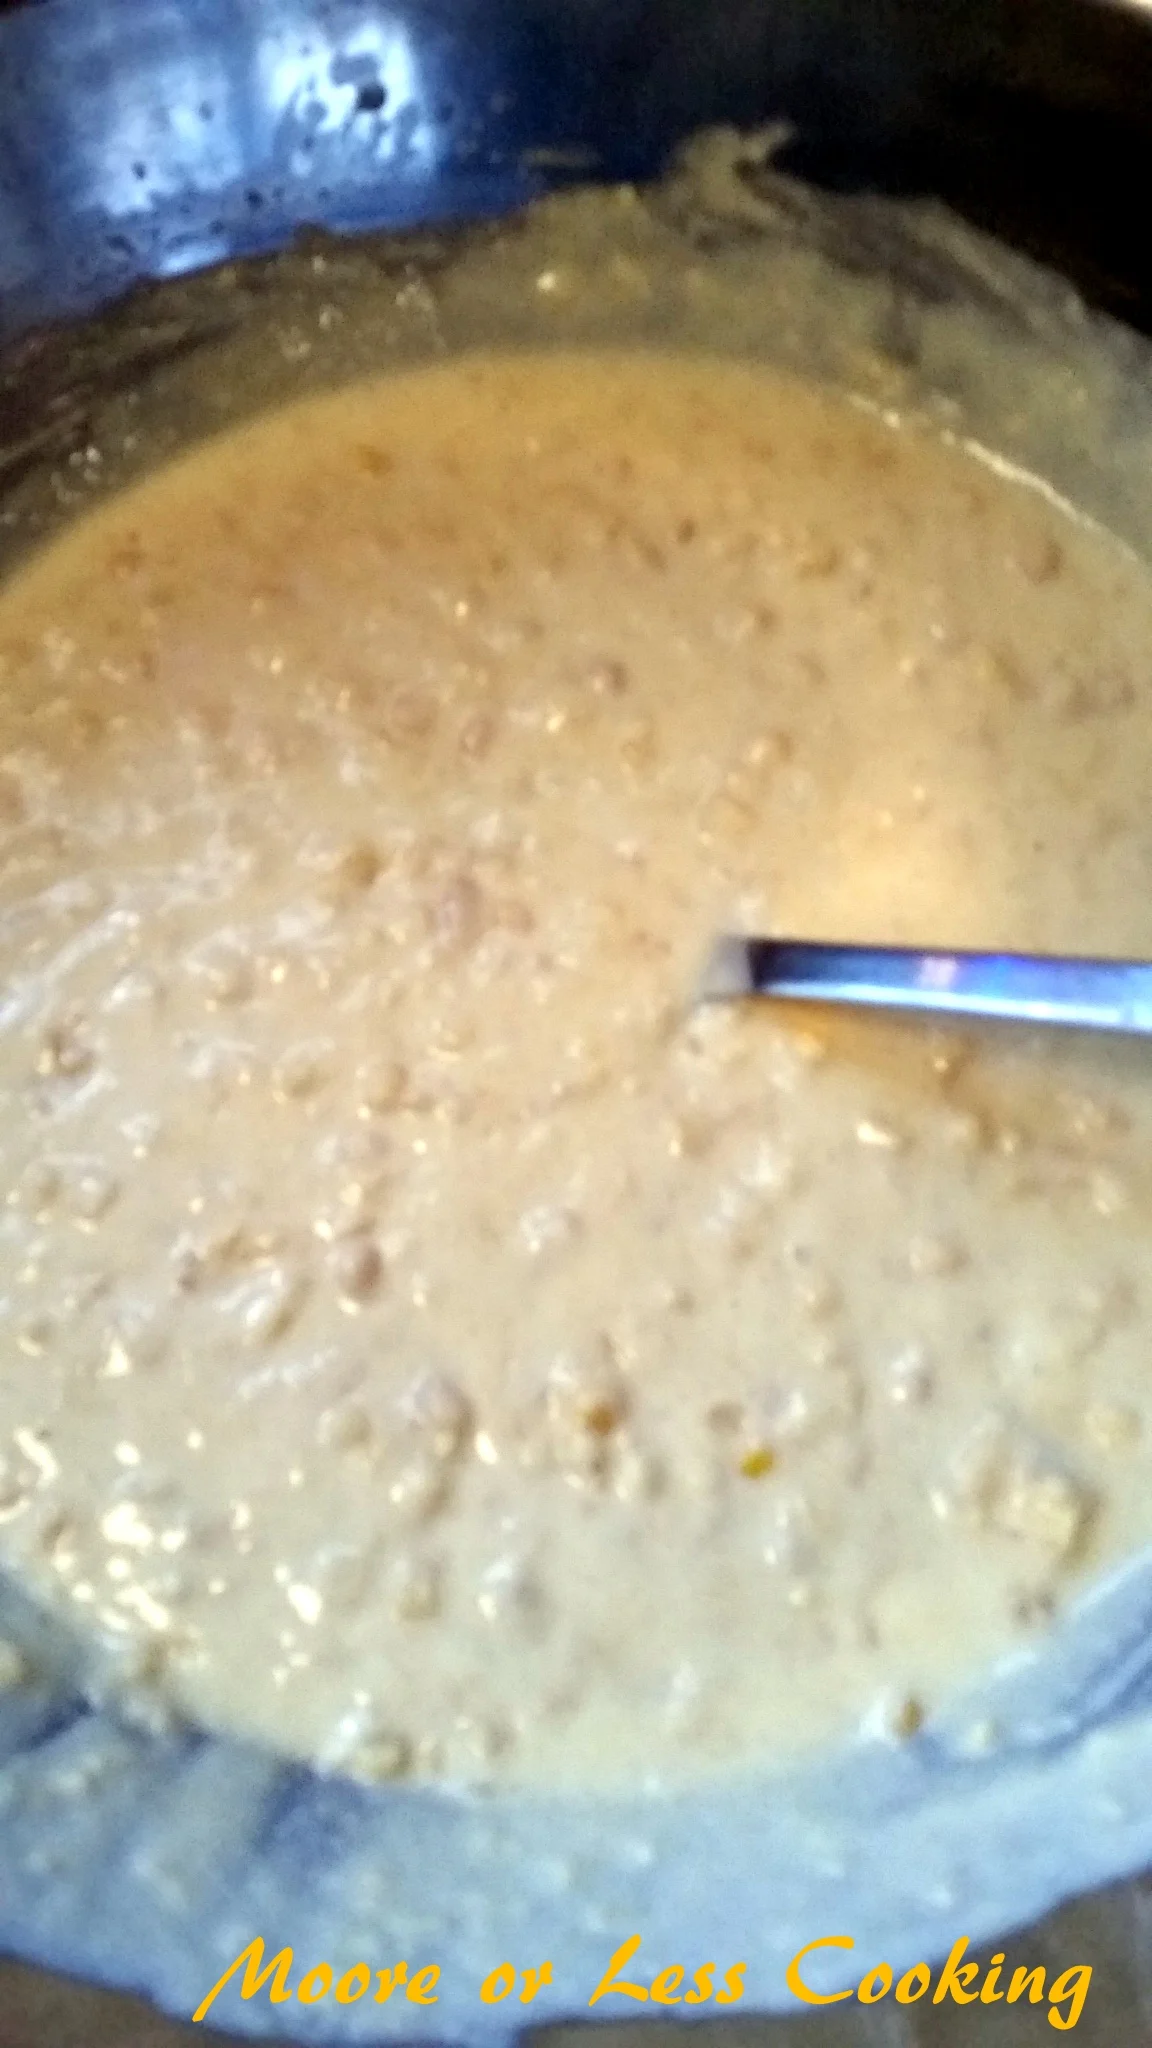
[700,936,1152,1035]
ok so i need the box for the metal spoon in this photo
[700,936,1152,1035]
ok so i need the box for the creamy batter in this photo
[2,349,1152,1791]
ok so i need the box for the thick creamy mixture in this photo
[2,350,1152,1791]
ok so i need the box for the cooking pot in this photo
[4,4,1152,2043]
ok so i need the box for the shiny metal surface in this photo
[705,937,1152,1034]
[6,0,1152,338]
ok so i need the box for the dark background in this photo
[3,0,1152,333]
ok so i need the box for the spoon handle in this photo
[702,937,1152,1035]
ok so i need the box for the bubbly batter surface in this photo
[3,350,1152,1789]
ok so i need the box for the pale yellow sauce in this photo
[2,350,1152,1789]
